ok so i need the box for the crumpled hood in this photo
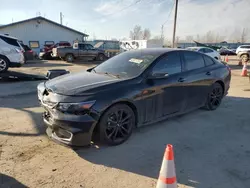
[45,71,119,95]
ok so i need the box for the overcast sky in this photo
[0,0,249,41]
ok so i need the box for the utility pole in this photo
[172,0,178,48]
[60,12,63,25]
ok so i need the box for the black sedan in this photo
[37,48,231,146]
[219,48,236,56]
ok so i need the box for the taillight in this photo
[15,48,23,53]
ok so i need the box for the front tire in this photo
[99,104,135,145]
[204,83,223,110]
[0,56,9,73]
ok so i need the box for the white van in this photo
[0,34,24,73]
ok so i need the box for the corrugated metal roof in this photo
[0,16,88,37]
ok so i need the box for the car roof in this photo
[187,46,213,50]
[0,33,18,40]
[123,48,204,57]
[127,48,182,53]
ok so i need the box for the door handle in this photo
[206,71,211,76]
[178,78,186,82]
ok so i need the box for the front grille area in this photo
[43,110,53,124]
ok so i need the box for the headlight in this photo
[57,100,96,114]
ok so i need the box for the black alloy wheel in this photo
[205,83,223,110]
[99,104,135,145]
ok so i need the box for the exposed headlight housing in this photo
[57,100,96,114]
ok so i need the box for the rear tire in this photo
[0,56,9,73]
[65,54,74,62]
[204,83,223,110]
[98,104,135,145]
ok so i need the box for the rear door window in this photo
[0,36,20,47]
[183,51,205,71]
[78,44,86,50]
[152,52,182,75]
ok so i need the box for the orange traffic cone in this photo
[225,55,229,63]
[156,144,177,188]
[241,63,248,77]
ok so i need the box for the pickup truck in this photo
[52,43,107,62]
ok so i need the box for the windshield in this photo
[93,50,160,78]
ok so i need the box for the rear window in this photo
[0,36,20,47]
[23,45,31,51]
[240,45,250,49]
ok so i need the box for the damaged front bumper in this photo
[37,82,97,147]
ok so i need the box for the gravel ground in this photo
[0,57,250,188]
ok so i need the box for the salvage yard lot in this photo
[1,57,250,188]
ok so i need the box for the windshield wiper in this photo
[93,71,120,78]
[92,69,96,73]
[104,72,120,78]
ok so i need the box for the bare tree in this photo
[195,34,200,42]
[230,28,248,43]
[241,28,248,43]
[143,28,151,40]
[205,31,215,43]
[215,33,225,43]
[129,25,143,40]
[92,32,96,40]
[185,35,194,43]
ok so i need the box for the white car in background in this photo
[236,45,250,55]
[186,47,221,60]
[0,33,24,73]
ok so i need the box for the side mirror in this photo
[148,72,169,79]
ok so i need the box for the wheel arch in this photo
[214,80,225,95]
[65,53,75,58]
[0,54,10,62]
[93,100,139,134]
[240,53,250,58]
